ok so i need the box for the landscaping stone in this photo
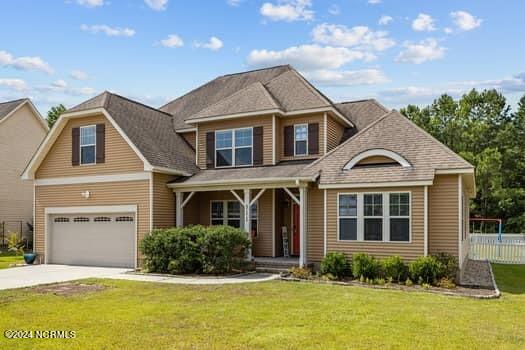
[460,259,495,288]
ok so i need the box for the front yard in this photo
[0,252,23,269]
[0,264,523,349]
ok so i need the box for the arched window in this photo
[343,149,411,170]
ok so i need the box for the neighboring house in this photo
[22,65,475,272]
[0,99,48,244]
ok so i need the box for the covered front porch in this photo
[167,174,315,267]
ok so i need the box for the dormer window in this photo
[215,128,253,168]
[80,125,96,165]
[294,124,308,156]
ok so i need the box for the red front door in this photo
[292,203,300,256]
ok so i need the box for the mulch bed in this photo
[280,276,500,299]
[33,283,107,297]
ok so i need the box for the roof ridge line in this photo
[220,64,291,78]
[107,91,174,118]
[0,97,28,106]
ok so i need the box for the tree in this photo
[46,104,66,128]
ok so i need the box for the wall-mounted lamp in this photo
[81,191,90,199]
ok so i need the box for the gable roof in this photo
[306,110,474,185]
[0,98,48,131]
[0,98,26,121]
[161,65,352,127]
[334,99,389,131]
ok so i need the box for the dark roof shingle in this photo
[0,98,27,121]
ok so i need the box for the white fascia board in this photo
[149,166,191,176]
[186,109,283,124]
[319,180,433,189]
[45,205,137,215]
[0,99,48,131]
[34,172,150,186]
[435,168,474,174]
[175,128,197,133]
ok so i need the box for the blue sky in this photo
[1,0,524,113]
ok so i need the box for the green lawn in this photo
[0,252,23,269]
[0,265,524,349]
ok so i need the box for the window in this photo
[210,200,258,232]
[389,193,410,242]
[339,194,357,240]
[364,194,383,241]
[73,217,90,222]
[227,201,241,228]
[294,124,308,156]
[54,217,69,223]
[215,128,252,167]
[94,216,111,222]
[80,125,96,165]
[115,216,134,222]
[211,201,224,226]
[251,202,258,237]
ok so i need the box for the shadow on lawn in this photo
[491,264,525,295]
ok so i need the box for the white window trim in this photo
[363,193,385,242]
[209,200,259,233]
[293,124,308,156]
[215,127,253,168]
[337,191,412,243]
[79,125,96,166]
[337,193,358,241]
[388,192,411,242]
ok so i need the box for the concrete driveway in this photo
[0,264,130,290]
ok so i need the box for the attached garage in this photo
[45,206,137,268]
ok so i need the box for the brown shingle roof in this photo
[334,99,389,131]
[0,98,27,121]
[68,91,198,175]
[306,110,473,185]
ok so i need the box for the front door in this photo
[292,203,300,256]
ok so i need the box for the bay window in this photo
[215,128,252,167]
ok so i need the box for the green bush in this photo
[352,253,382,279]
[432,253,458,280]
[289,266,312,279]
[382,255,408,282]
[140,225,251,274]
[320,252,351,279]
[409,256,444,284]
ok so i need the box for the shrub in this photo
[352,253,382,279]
[409,256,444,284]
[405,278,413,286]
[436,277,456,289]
[140,225,251,274]
[7,232,24,255]
[320,252,351,279]
[382,255,408,282]
[432,253,458,280]
[289,267,312,279]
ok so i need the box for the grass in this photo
[0,251,23,269]
[0,265,524,349]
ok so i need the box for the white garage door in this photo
[49,213,135,268]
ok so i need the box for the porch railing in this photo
[469,234,525,264]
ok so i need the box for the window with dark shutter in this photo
[72,127,80,166]
[96,124,105,164]
[206,132,215,169]
[253,126,263,165]
[308,123,319,155]
[284,125,294,157]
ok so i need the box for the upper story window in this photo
[215,128,252,167]
[80,125,96,165]
[294,124,308,156]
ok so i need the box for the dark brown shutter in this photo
[206,132,215,169]
[308,123,319,155]
[253,126,263,165]
[96,123,105,164]
[72,127,80,166]
[284,125,294,157]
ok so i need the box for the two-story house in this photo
[22,65,475,272]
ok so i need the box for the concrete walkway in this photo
[0,264,279,290]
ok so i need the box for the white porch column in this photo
[243,189,252,259]
[299,186,308,267]
[175,191,183,227]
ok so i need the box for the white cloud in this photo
[160,34,184,48]
[76,0,104,7]
[260,0,314,22]
[328,4,340,15]
[144,0,168,11]
[227,0,242,6]
[70,70,89,80]
[35,80,96,96]
[444,27,453,34]
[450,11,482,31]
[0,50,54,74]
[368,0,381,5]
[194,37,223,51]
[80,24,135,37]
[378,15,393,26]
[247,44,375,71]
[312,23,395,51]
[304,69,389,86]
[0,78,28,92]
[412,13,436,32]
[396,38,445,64]
[52,79,67,88]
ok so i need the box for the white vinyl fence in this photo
[469,234,525,264]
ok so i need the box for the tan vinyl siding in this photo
[279,113,325,161]
[152,173,176,228]
[307,187,324,262]
[196,116,273,168]
[461,178,470,266]
[428,174,459,257]
[34,180,150,265]
[326,115,345,152]
[326,186,425,261]
[181,131,196,150]
[0,104,47,237]
[357,155,397,165]
[182,192,200,225]
[36,114,144,178]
